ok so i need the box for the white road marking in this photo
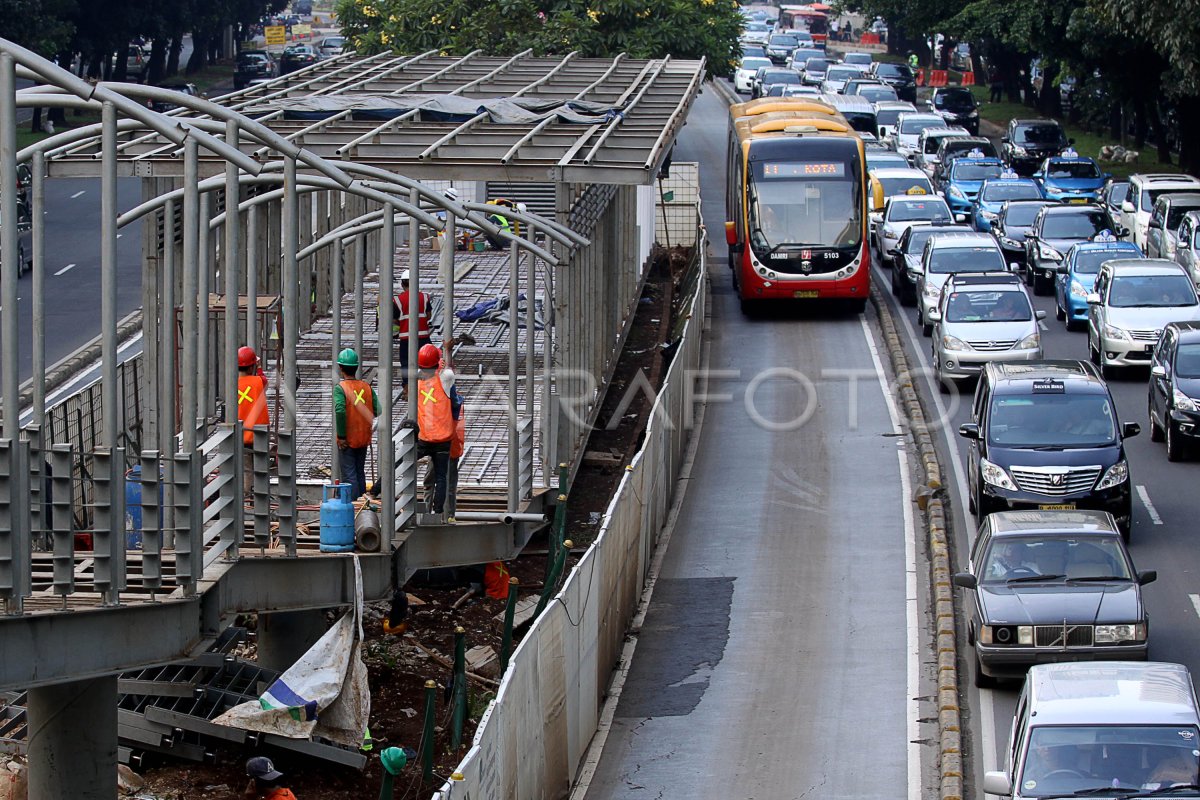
[1038,319,1048,331]
[1135,485,1163,525]
[1189,594,1200,621]
[53,263,75,276]
[69,190,85,199]
[860,315,922,800]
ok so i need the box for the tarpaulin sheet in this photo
[250,93,623,124]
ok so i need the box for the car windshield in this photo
[945,290,1032,322]
[764,70,801,84]
[1167,204,1200,230]
[867,155,908,171]
[927,245,1005,273]
[1141,187,1199,212]
[792,49,822,63]
[875,107,909,127]
[899,117,940,135]
[323,37,345,46]
[805,58,830,71]
[988,393,1117,447]
[859,86,898,103]
[1108,274,1198,307]
[935,90,976,111]
[770,34,798,46]
[1047,161,1101,179]
[1042,210,1109,239]
[826,67,860,81]
[1106,182,1129,207]
[1018,725,1199,797]
[741,58,771,71]
[1004,204,1048,227]
[889,199,948,222]
[981,535,1132,583]
[747,159,863,252]
[953,163,1004,181]
[875,63,912,79]
[1072,249,1129,275]
[880,177,932,198]
[982,183,1043,202]
[747,22,769,32]
[845,53,872,64]
[904,228,956,254]
[1015,123,1067,145]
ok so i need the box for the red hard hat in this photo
[237,346,257,367]
[417,343,441,369]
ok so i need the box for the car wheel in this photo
[1100,352,1120,380]
[974,651,998,689]
[848,298,867,314]
[1023,263,1034,287]
[891,264,900,296]
[1166,420,1187,462]
[1065,316,1083,332]
[1055,301,1065,321]
[1089,338,1100,366]
[921,320,932,337]
[1149,401,1165,442]
[1033,273,1052,296]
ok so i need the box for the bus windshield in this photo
[748,159,862,253]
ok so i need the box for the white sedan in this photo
[873,195,953,258]
[735,57,772,94]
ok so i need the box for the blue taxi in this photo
[940,154,1004,218]
[970,174,1044,232]
[1053,233,1143,331]
[1033,150,1109,203]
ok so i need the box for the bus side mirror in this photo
[725,220,738,246]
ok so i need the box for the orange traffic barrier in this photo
[861,33,880,44]
[915,69,925,87]
[961,71,975,86]
[930,70,949,87]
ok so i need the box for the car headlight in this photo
[979,625,1034,645]
[923,281,942,299]
[1173,388,1198,411]
[942,334,968,351]
[1094,623,1146,643]
[1038,243,1063,261]
[1096,460,1128,490]
[949,186,965,199]
[884,228,899,240]
[980,210,999,221]
[1044,185,1063,196]
[981,457,1018,490]
[1011,145,1027,156]
[1016,333,1040,350]
[1070,281,1090,298]
[967,111,979,119]
[1102,323,1129,340]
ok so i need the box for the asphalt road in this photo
[580,86,937,798]
[872,215,1200,795]
[0,177,144,383]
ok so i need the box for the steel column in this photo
[0,55,16,439]
[283,157,299,429]
[526,235,536,417]
[224,119,241,431]
[508,240,519,513]
[379,202,395,545]
[181,140,199,450]
[160,198,177,546]
[331,242,342,481]
[27,677,119,800]
[354,233,365,357]
[50,444,73,598]
[442,215,455,358]
[101,101,118,450]
[31,152,45,432]
[198,192,211,423]
[406,196,418,419]
[247,204,258,352]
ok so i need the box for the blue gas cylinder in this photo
[124,465,165,550]
[320,482,355,552]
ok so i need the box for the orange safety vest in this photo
[236,375,269,445]
[340,379,375,449]
[394,290,431,339]
[264,789,298,800]
[483,561,510,599]
[450,409,466,459]
[416,374,454,443]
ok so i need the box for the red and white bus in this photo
[725,98,870,313]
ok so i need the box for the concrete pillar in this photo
[257,610,327,673]
[27,676,118,800]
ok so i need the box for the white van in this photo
[986,661,1200,798]
[1122,173,1200,251]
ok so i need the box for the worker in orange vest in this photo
[242,756,298,800]
[236,346,269,497]
[334,348,381,500]
[414,343,461,519]
[392,269,431,376]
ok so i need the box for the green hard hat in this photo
[380,746,407,775]
[337,348,359,367]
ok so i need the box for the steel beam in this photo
[101,101,118,450]
[0,55,16,439]
[27,676,118,800]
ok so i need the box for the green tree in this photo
[334,0,744,78]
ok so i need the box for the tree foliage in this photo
[334,0,744,77]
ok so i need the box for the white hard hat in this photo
[444,187,459,201]
[516,202,528,213]
[400,269,410,281]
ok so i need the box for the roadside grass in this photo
[966,85,1179,179]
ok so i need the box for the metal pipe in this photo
[526,234,536,417]
[378,202,394,549]
[442,215,455,363]
[508,240,519,513]
[223,119,240,428]
[354,233,364,357]
[0,53,17,439]
[330,243,342,482]
[246,204,258,352]
[197,191,210,424]
[181,139,199,450]
[407,191,418,419]
[450,511,547,524]
[283,157,299,429]
[30,151,45,430]
[101,100,118,450]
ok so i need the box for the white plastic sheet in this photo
[214,556,370,748]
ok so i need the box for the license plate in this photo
[793,290,819,299]
[1068,198,1088,204]
[1039,503,1076,510]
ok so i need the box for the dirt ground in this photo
[135,245,693,799]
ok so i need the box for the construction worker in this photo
[392,269,431,374]
[482,206,514,250]
[414,343,461,519]
[242,756,298,800]
[236,346,269,496]
[908,51,920,70]
[334,348,381,500]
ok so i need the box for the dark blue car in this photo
[1034,152,1109,204]
[971,176,1044,232]
[1054,235,1143,331]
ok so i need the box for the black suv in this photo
[868,61,916,102]
[1001,119,1070,175]
[930,87,980,135]
[234,50,277,89]
[960,361,1139,539]
[1148,321,1200,460]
